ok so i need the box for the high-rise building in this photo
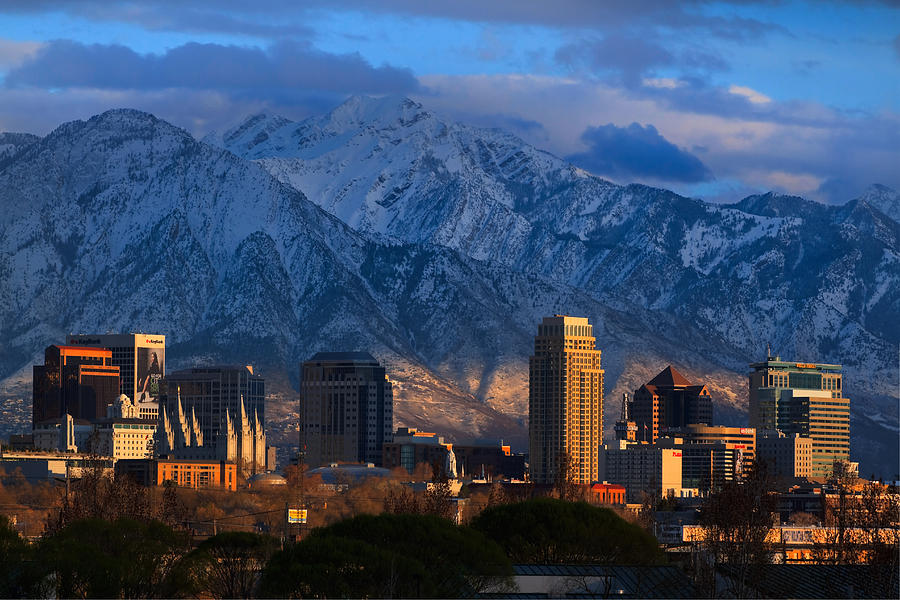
[630,366,713,443]
[299,352,393,467]
[33,345,120,424]
[157,366,266,474]
[67,333,165,404]
[749,353,849,478]
[528,315,604,485]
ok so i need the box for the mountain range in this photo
[0,96,897,477]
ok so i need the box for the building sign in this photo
[740,428,754,435]
[136,347,164,402]
[795,363,816,369]
[288,509,308,524]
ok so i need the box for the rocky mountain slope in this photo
[1,98,897,476]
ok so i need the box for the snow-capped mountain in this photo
[1,97,897,477]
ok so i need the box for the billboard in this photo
[136,346,165,402]
[288,509,308,524]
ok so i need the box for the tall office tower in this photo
[299,352,393,468]
[33,345,120,423]
[67,333,165,405]
[529,315,604,485]
[158,366,266,474]
[630,366,713,443]
[749,352,849,478]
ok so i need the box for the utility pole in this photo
[283,502,289,548]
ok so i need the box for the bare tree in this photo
[696,462,777,598]
[553,450,580,502]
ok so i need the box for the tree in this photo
[695,462,777,598]
[40,518,188,599]
[261,512,514,598]
[470,497,664,565]
[49,461,156,532]
[260,535,426,598]
[183,531,279,599]
[553,451,581,502]
[0,515,50,598]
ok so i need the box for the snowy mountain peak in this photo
[730,191,823,219]
[324,95,429,132]
[215,112,294,150]
[858,183,900,223]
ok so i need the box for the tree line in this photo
[0,461,663,599]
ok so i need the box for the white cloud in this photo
[728,84,771,104]
[641,77,683,89]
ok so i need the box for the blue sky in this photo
[0,1,897,203]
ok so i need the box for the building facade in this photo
[663,424,756,463]
[156,459,237,491]
[158,366,266,474]
[630,366,712,443]
[599,441,688,502]
[757,430,814,479]
[529,316,604,485]
[382,427,455,476]
[299,352,393,467]
[33,345,120,424]
[67,333,166,404]
[749,354,849,478]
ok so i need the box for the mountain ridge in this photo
[1,100,897,477]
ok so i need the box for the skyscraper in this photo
[749,352,849,478]
[630,365,713,443]
[528,315,604,485]
[299,352,393,467]
[33,345,120,423]
[67,333,165,404]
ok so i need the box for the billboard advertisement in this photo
[137,346,165,402]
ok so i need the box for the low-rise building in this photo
[156,459,237,491]
[656,436,748,493]
[757,430,813,479]
[591,482,627,504]
[383,427,455,476]
[600,440,693,502]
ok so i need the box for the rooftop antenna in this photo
[766,341,772,360]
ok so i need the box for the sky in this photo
[0,1,897,203]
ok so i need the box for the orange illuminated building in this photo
[591,482,626,505]
[156,459,237,491]
[33,345,120,423]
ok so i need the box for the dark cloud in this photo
[566,122,713,183]
[0,1,788,41]
[4,40,420,97]
[556,36,674,87]
[556,36,727,88]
